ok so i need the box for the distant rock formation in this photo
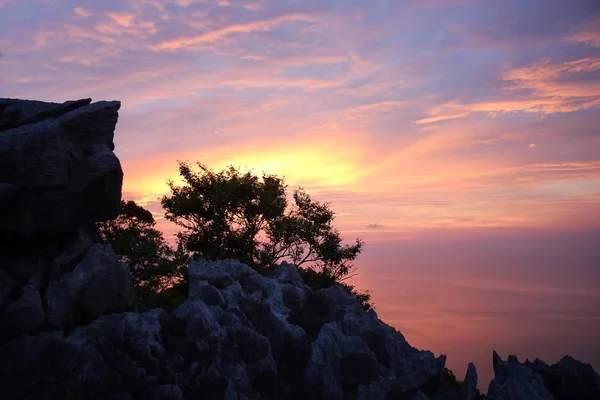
[487,351,600,400]
[0,97,598,400]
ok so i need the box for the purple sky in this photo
[2,0,600,391]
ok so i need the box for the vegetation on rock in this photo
[97,200,189,310]
[99,162,372,310]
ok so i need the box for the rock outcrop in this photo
[485,351,600,400]
[0,257,449,400]
[0,98,133,344]
[486,352,600,400]
[0,97,122,237]
[487,351,553,400]
[524,356,600,400]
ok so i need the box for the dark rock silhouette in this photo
[487,351,553,400]
[520,355,600,400]
[487,352,600,400]
[1,97,598,400]
[0,97,122,237]
[0,98,133,343]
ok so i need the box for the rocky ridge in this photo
[0,97,598,400]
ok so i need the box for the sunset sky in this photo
[1,0,599,390]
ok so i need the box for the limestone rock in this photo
[522,355,600,400]
[268,260,305,286]
[487,351,554,400]
[461,362,479,400]
[44,244,134,330]
[0,98,122,237]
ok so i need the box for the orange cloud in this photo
[74,7,91,18]
[417,57,600,124]
[564,16,600,47]
[150,14,314,50]
[66,25,115,44]
[107,12,137,28]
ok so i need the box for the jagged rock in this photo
[461,362,479,400]
[44,244,134,330]
[0,260,447,399]
[0,98,93,132]
[50,229,95,280]
[522,356,600,400]
[268,260,305,286]
[487,351,553,400]
[187,259,446,399]
[0,98,122,237]
[4,285,46,333]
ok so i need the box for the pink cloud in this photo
[418,57,600,124]
[149,13,315,50]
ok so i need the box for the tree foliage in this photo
[161,161,372,309]
[97,200,188,310]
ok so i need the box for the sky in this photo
[1,0,600,391]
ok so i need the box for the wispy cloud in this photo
[417,57,600,124]
[564,16,600,47]
[150,13,314,50]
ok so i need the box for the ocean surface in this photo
[350,227,600,392]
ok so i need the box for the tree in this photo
[97,200,188,310]
[161,161,372,309]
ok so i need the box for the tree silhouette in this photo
[161,161,372,309]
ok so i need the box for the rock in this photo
[4,285,46,333]
[44,244,134,330]
[186,258,445,399]
[0,98,92,132]
[0,98,122,237]
[461,362,479,400]
[50,229,94,280]
[487,351,554,400]
[522,355,600,400]
[269,261,305,286]
[1,252,599,400]
[188,258,257,290]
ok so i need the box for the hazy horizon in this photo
[1,0,599,392]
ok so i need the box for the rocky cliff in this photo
[0,98,598,400]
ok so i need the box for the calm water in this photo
[350,228,600,392]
